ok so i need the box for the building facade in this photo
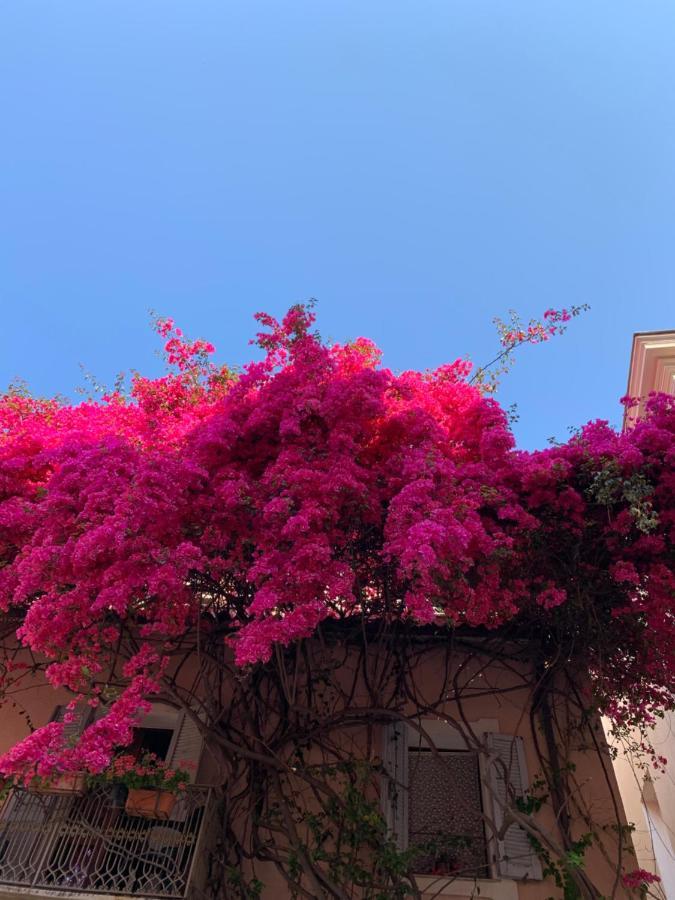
[609,330,675,899]
[0,629,636,900]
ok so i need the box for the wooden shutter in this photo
[52,702,94,745]
[485,733,542,880]
[380,721,409,850]
[167,711,203,783]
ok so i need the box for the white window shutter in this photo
[485,733,542,880]
[380,721,409,850]
[167,711,203,783]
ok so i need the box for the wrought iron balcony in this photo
[0,784,212,899]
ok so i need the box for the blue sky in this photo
[1,2,673,449]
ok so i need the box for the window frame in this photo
[381,717,542,888]
[407,743,490,879]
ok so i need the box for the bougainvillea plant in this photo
[0,303,672,787]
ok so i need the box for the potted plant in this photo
[98,753,191,821]
[27,772,87,795]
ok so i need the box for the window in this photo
[128,727,174,760]
[380,721,542,882]
[408,747,488,877]
[53,702,204,783]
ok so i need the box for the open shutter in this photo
[52,702,94,745]
[380,721,409,850]
[485,733,542,880]
[167,711,203,783]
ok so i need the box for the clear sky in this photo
[1,2,674,449]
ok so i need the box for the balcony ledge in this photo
[0,887,153,900]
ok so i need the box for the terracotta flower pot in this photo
[30,774,87,795]
[125,787,176,820]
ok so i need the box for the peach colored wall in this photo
[232,643,633,900]
[0,642,634,900]
[608,716,675,898]
[0,673,68,757]
[614,329,675,898]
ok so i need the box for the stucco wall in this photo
[609,714,675,898]
[0,643,635,900]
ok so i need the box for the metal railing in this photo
[0,784,212,898]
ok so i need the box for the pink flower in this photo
[535,587,567,610]
[0,301,671,775]
[611,561,640,585]
[622,869,661,889]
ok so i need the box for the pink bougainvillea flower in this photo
[0,305,672,777]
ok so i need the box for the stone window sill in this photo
[415,875,519,900]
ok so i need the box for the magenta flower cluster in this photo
[0,305,672,779]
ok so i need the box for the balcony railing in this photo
[0,784,212,898]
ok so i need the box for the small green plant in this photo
[586,462,659,534]
[517,773,595,900]
[223,866,264,900]
[265,760,417,899]
[0,775,13,800]
[408,831,474,876]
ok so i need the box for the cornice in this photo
[624,330,675,428]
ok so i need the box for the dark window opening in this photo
[129,727,174,761]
